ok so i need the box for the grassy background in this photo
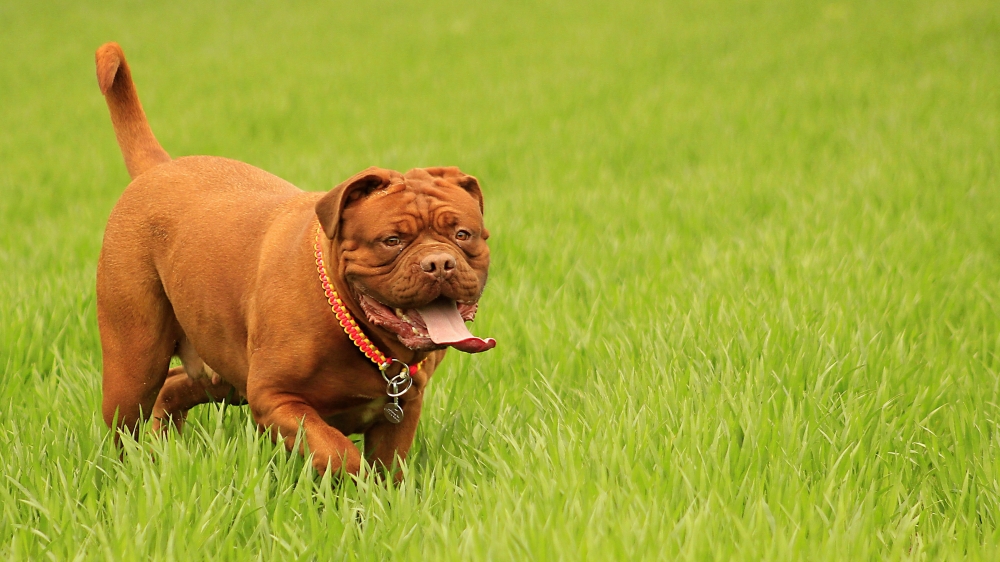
[2,0,999,559]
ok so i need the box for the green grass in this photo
[2,0,1000,559]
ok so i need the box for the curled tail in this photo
[95,42,171,179]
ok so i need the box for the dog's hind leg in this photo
[96,256,179,438]
[151,366,242,434]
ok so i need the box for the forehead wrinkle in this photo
[388,214,421,234]
[403,185,479,235]
[383,189,421,222]
[346,190,424,236]
[404,191,436,229]
[428,200,460,228]
[425,183,481,212]
[381,191,422,233]
[431,212,459,233]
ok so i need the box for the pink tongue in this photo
[416,298,496,353]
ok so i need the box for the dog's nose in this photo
[420,252,456,279]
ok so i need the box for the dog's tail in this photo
[95,42,171,179]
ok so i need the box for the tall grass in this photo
[2,0,999,559]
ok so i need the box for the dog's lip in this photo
[354,291,492,352]
[392,301,478,324]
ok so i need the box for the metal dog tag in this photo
[383,402,404,424]
[380,359,412,424]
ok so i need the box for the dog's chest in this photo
[323,395,390,434]
[354,396,390,425]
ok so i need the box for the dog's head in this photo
[316,166,494,353]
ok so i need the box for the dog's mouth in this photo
[356,294,496,353]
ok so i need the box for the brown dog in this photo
[94,42,494,479]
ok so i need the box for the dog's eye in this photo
[455,230,472,241]
[384,236,401,247]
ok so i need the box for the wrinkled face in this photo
[320,167,491,351]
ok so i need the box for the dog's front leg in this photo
[363,392,424,482]
[250,394,362,476]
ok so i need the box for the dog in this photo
[94,42,495,479]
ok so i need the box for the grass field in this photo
[2,0,1000,559]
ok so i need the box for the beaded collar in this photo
[313,225,423,423]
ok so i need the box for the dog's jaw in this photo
[356,291,479,351]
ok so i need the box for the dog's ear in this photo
[316,167,398,239]
[424,166,484,215]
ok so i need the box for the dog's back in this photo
[94,44,315,430]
